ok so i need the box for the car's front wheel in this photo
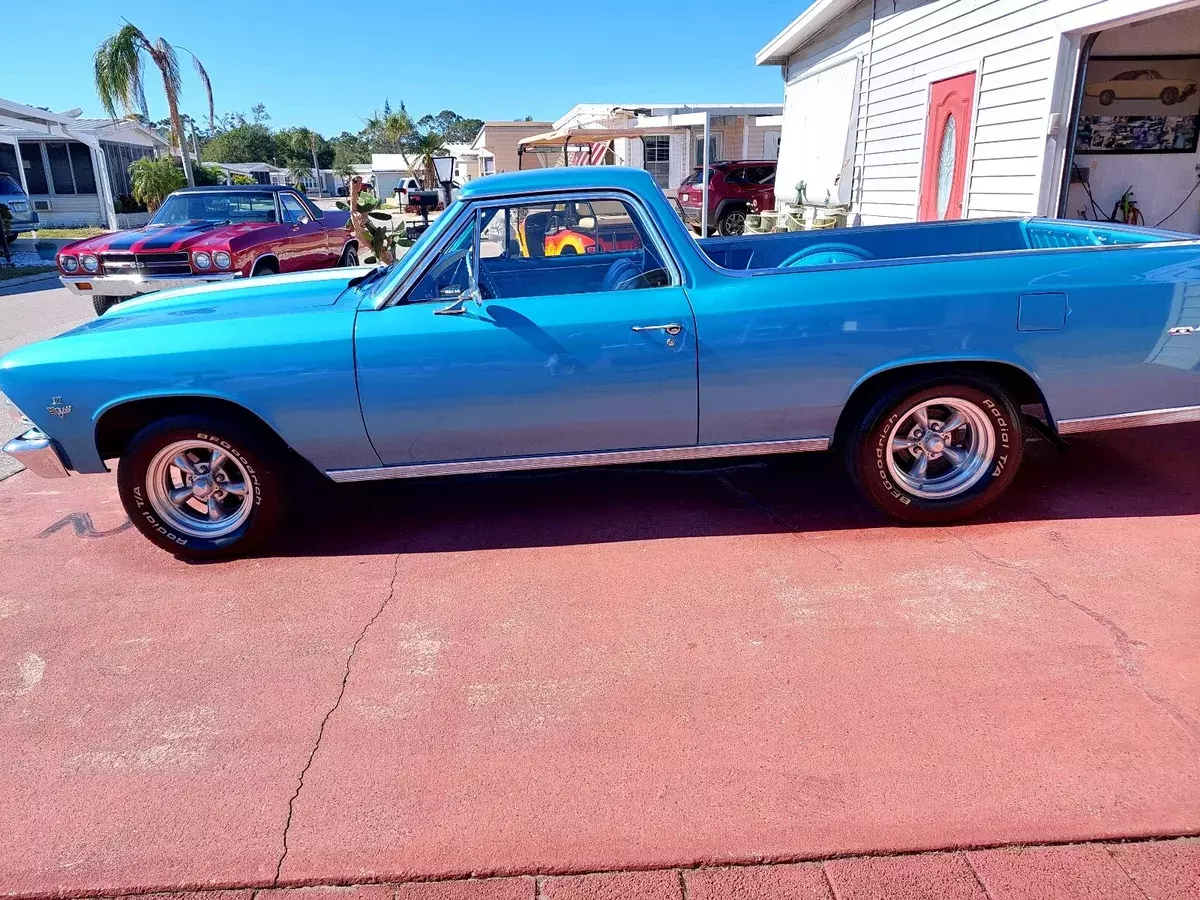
[117,415,287,559]
[93,296,119,316]
[845,375,1024,523]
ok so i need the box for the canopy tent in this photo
[516,114,719,232]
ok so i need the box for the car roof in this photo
[173,184,296,194]
[459,166,663,201]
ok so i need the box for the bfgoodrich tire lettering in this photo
[846,375,1024,523]
[117,415,285,559]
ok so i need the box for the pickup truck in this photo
[3,167,1199,558]
[56,184,356,316]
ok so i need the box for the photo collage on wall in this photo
[1076,55,1200,153]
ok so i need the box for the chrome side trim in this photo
[1057,405,1200,435]
[327,437,831,483]
[2,428,70,478]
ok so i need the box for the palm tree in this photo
[408,130,449,190]
[286,162,312,192]
[129,157,186,211]
[93,21,214,187]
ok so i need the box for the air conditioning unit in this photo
[33,199,52,212]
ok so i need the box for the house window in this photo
[18,142,48,194]
[643,136,670,188]
[102,141,155,197]
[69,144,97,193]
[46,143,77,194]
[0,144,19,183]
[694,134,723,166]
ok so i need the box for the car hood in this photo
[57,266,372,337]
[64,221,275,254]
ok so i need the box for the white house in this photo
[519,103,784,193]
[758,0,1200,233]
[0,97,170,229]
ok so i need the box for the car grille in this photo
[99,252,193,277]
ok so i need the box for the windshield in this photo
[361,199,467,303]
[681,168,712,186]
[151,191,279,226]
[0,173,24,194]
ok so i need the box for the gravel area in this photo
[3,250,55,268]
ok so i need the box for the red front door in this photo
[918,72,976,221]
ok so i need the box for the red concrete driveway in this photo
[0,427,1198,898]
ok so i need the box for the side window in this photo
[280,193,309,223]
[405,197,675,306]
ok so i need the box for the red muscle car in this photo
[57,184,357,316]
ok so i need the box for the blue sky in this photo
[2,1,801,135]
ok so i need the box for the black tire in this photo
[251,259,279,277]
[1099,89,1116,106]
[717,207,748,236]
[93,296,119,316]
[1161,86,1180,105]
[117,415,287,559]
[845,374,1024,524]
[338,243,359,266]
[558,245,578,255]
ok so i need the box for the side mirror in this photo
[434,287,482,316]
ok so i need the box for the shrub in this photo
[129,157,187,212]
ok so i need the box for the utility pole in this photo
[191,121,201,179]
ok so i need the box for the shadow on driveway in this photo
[268,423,1200,559]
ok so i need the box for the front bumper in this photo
[2,428,69,479]
[60,273,239,298]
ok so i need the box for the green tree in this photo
[129,157,187,211]
[407,129,449,189]
[201,123,276,163]
[93,21,214,187]
[417,110,483,144]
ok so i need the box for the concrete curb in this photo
[0,270,58,290]
[7,835,1197,900]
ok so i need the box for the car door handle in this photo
[631,323,683,335]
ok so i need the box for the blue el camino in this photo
[2,167,1199,558]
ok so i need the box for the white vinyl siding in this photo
[778,0,1170,224]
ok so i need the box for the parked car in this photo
[0,171,40,241]
[1086,69,1199,105]
[4,166,1200,559]
[56,184,356,316]
[677,160,777,236]
[518,200,643,257]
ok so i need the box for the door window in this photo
[935,114,957,219]
[405,196,674,304]
[280,192,309,223]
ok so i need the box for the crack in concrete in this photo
[272,553,404,884]
[954,534,1200,744]
[1104,843,1153,900]
[711,473,846,570]
[961,850,995,900]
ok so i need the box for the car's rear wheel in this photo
[93,296,119,316]
[117,415,286,559]
[845,375,1024,523]
[339,244,358,266]
[717,207,748,236]
[1099,89,1116,105]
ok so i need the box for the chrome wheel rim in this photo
[722,212,746,235]
[145,439,254,539]
[885,397,996,500]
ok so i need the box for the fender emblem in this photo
[47,397,72,418]
[1168,326,1197,336]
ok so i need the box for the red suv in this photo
[676,160,777,236]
